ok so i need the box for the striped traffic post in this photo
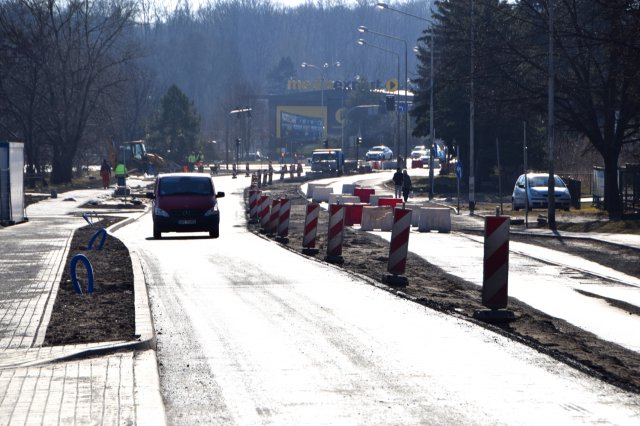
[267,199,281,236]
[248,189,260,223]
[258,195,270,231]
[383,207,412,286]
[474,215,515,322]
[325,204,345,264]
[277,197,291,242]
[302,203,320,255]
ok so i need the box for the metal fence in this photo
[620,164,640,214]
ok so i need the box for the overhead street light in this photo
[357,38,401,159]
[358,25,408,164]
[375,2,437,200]
[301,61,340,145]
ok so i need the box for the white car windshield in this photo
[159,177,213,196]
[527,175,565,187]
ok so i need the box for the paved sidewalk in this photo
[0,189,165,425]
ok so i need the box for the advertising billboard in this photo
[276,106,326,141]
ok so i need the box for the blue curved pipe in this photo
[88,228,107,251]
[70,254,94,294]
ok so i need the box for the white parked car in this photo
[410,145,427,159]
[511,173,571,211]
[420,154,440,168]
[365,145,393,161]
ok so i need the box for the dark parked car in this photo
[147,173,225,239]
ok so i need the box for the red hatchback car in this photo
[147,173,225,239]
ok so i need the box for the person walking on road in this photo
[100,159,111,189]
[393,167,403,199]
[401,169,412,203]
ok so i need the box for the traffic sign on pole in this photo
[456,162,463,179]
[386,79,399,92]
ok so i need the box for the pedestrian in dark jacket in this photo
[402,169,412,202]
[392,168,403,199]
[100,159,111,189]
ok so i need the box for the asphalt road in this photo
[115,174,640,425]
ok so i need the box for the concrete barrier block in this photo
[368,194,387,206]
[361,206,393,231]
[380,209,394,231]
[312,186,333,203]
[306,183,328,198]
[354,187,375,203]
[329,194,361,204]
[418,207,451,233]
[340,195,362,204]
[378,198,403,208]
[341,183,356,195]
[382,160,398,170]
[401,203,424,227]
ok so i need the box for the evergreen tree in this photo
[146,84,201,165]
[266,57,296,94]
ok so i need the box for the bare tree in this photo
[0,0,142,184]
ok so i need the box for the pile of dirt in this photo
[249,181,640,395]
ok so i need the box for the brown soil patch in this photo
[44,218,136,345]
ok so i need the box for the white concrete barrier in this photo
[360,206,394,231]
[382,160,398,170]
[341,183,357,195]
[402,203,424,227]
[306,183,328,198]
[418,207,451,233]
[329,194,362,205]
[368,194,390,206]
[312,186,334,203]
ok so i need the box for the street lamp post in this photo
[376,1,436,199]
[229,107,252,170]
[357,38,400,159]
[301,62,327,111]
[301,61,340,145]
[358,25,408,163]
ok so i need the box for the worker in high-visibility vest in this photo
[114,162,127,187]
[187,151,196,172]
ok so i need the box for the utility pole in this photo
[469,0,476,215]
[547,0,556,229]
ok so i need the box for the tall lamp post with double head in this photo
[357,38,401,159]
[358,25,408,164]
[376,1,436,199]
[301,61,340,147]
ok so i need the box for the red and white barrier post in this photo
[302,203,320,255]
[258,195,270,231]
[277,197,291,242]
[325,204,345,264]
[248,189,260,223]
[267,199,281,235]
[383,207,412,286]
[474,215,515,322]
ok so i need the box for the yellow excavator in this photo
[108,140,173,175]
